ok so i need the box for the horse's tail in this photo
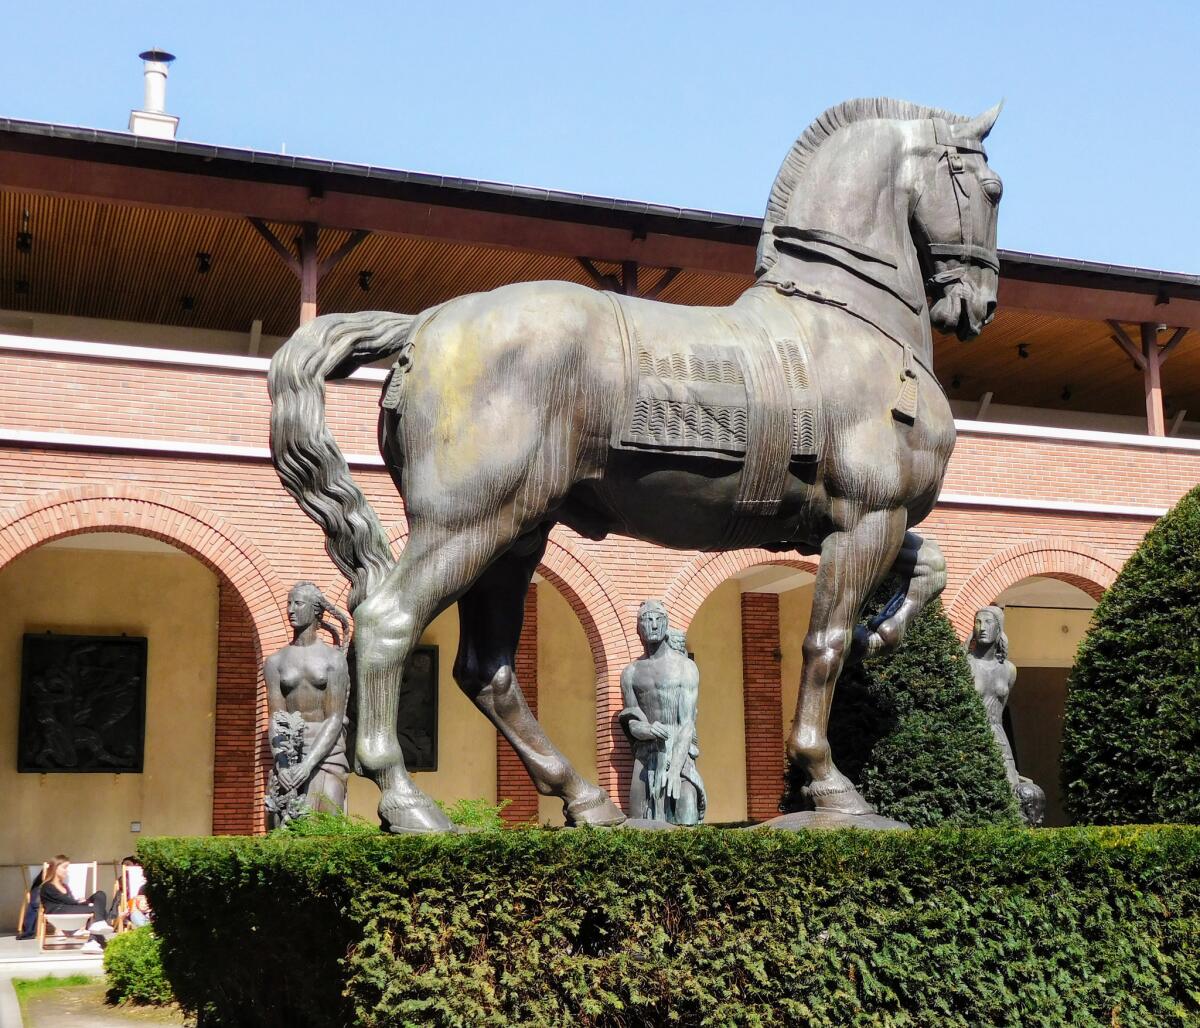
[268,311,415,609]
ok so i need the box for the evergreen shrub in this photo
[103,926,174,1006]
[141,826,1200,1027]
[1063,484,1200,824]
[793,592,1020,827]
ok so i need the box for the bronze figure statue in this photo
[269,98,1004,833]
[619,602,706,825]
[966,605,1046,826]
[264,582,352,826]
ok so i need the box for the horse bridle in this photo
[923,118,1000,291]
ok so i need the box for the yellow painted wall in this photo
[1007,667,1070,826]
[347,606,497,821]
[0,546,218,915]
[1000,605,1092,828]
[688,580,747,822]
[1003,607,1093,668]
[535,585,598,826]
[778,585,815,731]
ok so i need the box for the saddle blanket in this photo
[608,294,821,517]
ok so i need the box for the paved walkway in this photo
[0,933,104,1028]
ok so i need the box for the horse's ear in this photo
[965,101,1004,142]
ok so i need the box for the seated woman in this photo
[40,855,114,952]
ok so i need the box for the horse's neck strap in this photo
[770,228,923,314]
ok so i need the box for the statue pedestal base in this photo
[750,810,909,831]
[609,817,681,831]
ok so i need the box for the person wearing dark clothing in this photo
[38,856,114,950]
[15,865,49,940]
[40,878,108,923]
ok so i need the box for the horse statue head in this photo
[755,98,1003,343]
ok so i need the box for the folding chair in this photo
[37,860,98,951]
[116,864,146,932]
[14,864,41,935]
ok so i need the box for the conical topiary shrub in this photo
[1062,485,1200,825]
[787,588,1020,827]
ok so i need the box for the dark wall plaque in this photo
[397,645,438,771]
[18,633,147,774]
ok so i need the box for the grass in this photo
[13,972,94,1005]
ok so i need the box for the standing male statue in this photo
[965,605,1046,826]
[619,601,706,825]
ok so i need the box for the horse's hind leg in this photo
[353,525,520,833]
[787,507,908,814]
[454,527,625,827]
[850,531,948,661]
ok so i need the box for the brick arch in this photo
[664,549,819,629]
[0,486,289,648]
[334,523,637,803]
[0,485,290,835]
[946,537,1120,637]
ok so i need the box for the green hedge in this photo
[790,594,1020,827]
[1063,484,1200,824]
[103,926,174,1006]
[140,826,1200,1027]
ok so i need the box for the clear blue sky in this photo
[2,2,1196,272]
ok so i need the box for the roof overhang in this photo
[1,116,1198,326]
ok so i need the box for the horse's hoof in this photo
[565,789,626,827]
[379,792,452,834]
[804,774,876,816]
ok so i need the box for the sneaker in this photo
[89,920,115,935]
[81,940,103,954]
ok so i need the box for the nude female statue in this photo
[966,605,1045,825]
[264,582,352,826]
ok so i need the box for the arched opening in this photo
[988,575,1099,826]
[0,531,253,917]
[683,562,816,823]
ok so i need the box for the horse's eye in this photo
[982,178,1003,205]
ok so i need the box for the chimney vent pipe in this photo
[129,50,179,140]
[138,49,175,113]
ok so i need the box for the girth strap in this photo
[731,326,793,517]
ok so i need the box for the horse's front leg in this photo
[849,531,947,662]
[786,507,907,813]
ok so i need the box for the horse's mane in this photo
[758,98,970,274]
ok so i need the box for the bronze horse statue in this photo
[269,98,1003,832]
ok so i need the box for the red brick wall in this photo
[741,592,784,821]
[213,582,267,834]
[497,585,540,823]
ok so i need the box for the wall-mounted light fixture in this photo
[1017,343,1030,359]
[15,209,31,254]
[195,252,212,274]
[358,269,374,292]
